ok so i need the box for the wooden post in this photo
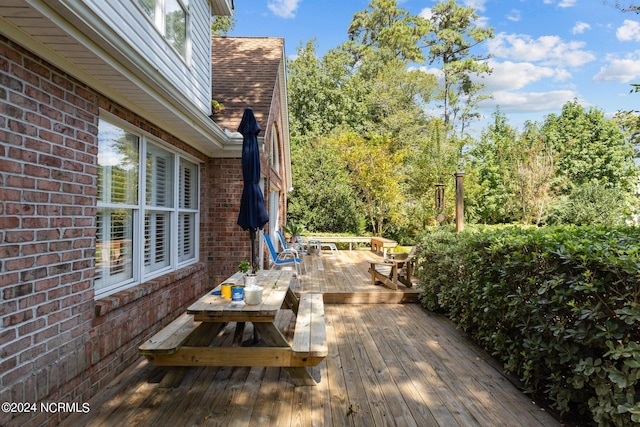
[455,172,464,232]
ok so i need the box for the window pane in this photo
[144,211,170,273]
[165,0,186,56]
[138,0,156,19]
[146,143,174,208]
[180,158,197,209]
[98,122,139,205]
[179,212,195,262]
[96,208,134,290]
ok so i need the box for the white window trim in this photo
[95,111,200,299]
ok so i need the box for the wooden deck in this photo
[295,250,420,304]
[62,250,560,427]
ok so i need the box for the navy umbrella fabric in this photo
[237,108,269,274]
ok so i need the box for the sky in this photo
[228,0,640,133]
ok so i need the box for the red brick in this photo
[23,163,50,178]
[25,111,51,128]
[0,216,20,229]
[36,253,61,266]
[22,217,48,229]
[5,257,35,271]
[4,309,33,327]
[0,158,22,173]
[23,57,50,79]
[25,136,53,153]
[6,175,36,189]
[38,129,64,145]
[5,230,34,243]
[9,118,37,136]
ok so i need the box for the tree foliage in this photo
[330,132,406,236]
[287,138,364,234]
[425,0,494,136]
[286,0,637,234]
[211,15,236,36]
[465,102,639,226]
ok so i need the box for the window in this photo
[138,0,190,59]
[269,123,280,174]
[96,118,199,298]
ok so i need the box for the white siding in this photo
[82,0,212,115]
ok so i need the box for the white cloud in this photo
[480,90,577,113]
[594,52,640,83]
[572,21,591,34]
[463,0,487,12]
[419,7,432,20]
[267,0,301,19]
[481,60,570,92]
[542,0,576,7]
[559,0,577,8]
[617,19,640,42]
[487,32,596,67]
[507,10,521,22]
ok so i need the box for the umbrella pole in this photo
[249,228,257,274]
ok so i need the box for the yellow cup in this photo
[221,283,232,299]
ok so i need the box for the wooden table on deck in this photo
[139,269,327,386]
[370,236,397,258]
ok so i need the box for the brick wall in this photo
[205,157,253,282]
[0,36,225,426]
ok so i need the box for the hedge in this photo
[414,225,640,426]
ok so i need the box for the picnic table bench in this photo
[139,270,327,386]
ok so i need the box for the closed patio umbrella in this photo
[237,108,269,274]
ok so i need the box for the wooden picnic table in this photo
[139,269,327,386]
[370,236,397,257]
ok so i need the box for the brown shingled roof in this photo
[210,37,284,133]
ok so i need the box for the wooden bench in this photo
[139,313,223,387]
[370,237,397,258]
[139,313,203,355]
[291,293,327,366]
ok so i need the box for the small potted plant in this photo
[283,222,305,244]
[238,260,257,286]
[238,260,250,274]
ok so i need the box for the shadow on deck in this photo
[62,250,560,427]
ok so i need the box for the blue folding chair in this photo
[263,233,303,276]
[277,229,306,255]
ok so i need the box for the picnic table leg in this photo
[233,322,246,346]
[159,322,224,388]
[284,287,299,315]
[253,322,316,386]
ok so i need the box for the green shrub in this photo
[415,225,640,426]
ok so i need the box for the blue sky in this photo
[229,0,640,133]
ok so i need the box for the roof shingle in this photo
[210,37,284,133]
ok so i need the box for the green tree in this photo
[287,41,359,141]
[331,132,406,235]
[425,0,494,137]
[542,101,637,195]
[287,138,364,233]
[348,0,430,69]
[541,101,638,225]
[211,15,236,36]
[465,109,520,223]
[512,122,555,225]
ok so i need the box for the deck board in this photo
[61,250,560,427]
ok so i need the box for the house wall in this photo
[0,35,236,427]
[75,0,213,114]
